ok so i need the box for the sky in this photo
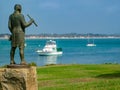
[1,0,120,34]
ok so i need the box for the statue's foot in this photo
[20,61,27,65]
[10,60,16,65]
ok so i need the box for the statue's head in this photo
[14,4,22,13]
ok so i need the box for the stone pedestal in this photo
[0,65,38,90]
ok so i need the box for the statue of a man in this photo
[8,4,34,65]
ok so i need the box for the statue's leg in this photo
[10,47,16,64]
[19,47,27,65]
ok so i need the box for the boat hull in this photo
[86,44,96,47]
[37,51,63,56]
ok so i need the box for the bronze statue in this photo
[8,4,34,65]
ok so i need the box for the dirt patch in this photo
[68,78,97,83]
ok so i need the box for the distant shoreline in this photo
[0,36,120,40]
[1,33,120,39]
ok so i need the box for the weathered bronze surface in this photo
[8,4,34,65]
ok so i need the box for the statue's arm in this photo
[8,15,12,33]
[20,14,33,28]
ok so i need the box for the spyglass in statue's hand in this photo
[27,14,38,27]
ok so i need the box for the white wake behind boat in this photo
[36,40,63,56]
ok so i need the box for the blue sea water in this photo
[0,38,120,66]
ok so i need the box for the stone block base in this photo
[0,66,38,90]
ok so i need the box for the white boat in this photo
[86,43,96,47]
[36,40,63,56]
[86,35,96,47]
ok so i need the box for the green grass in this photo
[37,64,120,90]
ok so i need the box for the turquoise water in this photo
[0,38,120,66]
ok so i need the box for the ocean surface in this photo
[0,38,120,66]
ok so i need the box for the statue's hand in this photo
[30,18,34,23]
[27,14,38,27]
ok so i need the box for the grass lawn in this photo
[37,64,120,90]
